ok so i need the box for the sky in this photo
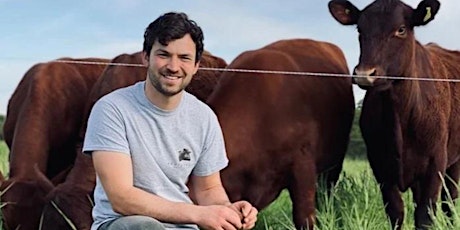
[1,0,459,115]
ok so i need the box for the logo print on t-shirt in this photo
[179,148,191,161]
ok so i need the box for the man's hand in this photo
[196,205,244,230]
[229,201,258,229]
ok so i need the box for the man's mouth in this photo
[162,74,181,80]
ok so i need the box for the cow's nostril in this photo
[369,69,377,76]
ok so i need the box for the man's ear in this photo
[142,51,149,66]
[193,60,200,75]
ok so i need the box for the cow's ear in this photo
[33,164,55,193]
[412,0,440,26]
[328,0,360,25]
[50,165,72,185]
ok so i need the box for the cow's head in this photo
[0,167,54,230]
[40,185,93,230]
[329,0,440,90]
[186,51,227,102]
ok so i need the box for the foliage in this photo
[0,141,9,228]
[0,114,4,141]
[346,103,367,159]
[0,141,8,177]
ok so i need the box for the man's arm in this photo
[93,150,244,229]
[188,172,231,206]
[189,173,258,229]
[93,151,199,222]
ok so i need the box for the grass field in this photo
[254,157,460,230]
[0,143,459,229]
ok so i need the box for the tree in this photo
[346,100,367,159]
[0,114,4,140]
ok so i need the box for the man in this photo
[84,12,258,230]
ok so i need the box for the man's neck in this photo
[144,81,183,111]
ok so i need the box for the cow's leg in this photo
[412,183,435,230]
[380,182,404,230]
[322,160,343,192]
[441,160,460,218]
[412,167,444,230]
[287,157,317,230]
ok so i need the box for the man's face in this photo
[146,34,200,97]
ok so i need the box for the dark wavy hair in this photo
[143,12,204,63]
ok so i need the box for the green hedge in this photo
[0,114,4,140]
[346,105,367,159]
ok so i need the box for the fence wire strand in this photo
[51,59,460,83]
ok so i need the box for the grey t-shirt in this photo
[83,81,228,230]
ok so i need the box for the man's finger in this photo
[237,201,251,216]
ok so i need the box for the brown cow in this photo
[207,39,355,230]
[0,58,109,230]
[40,51,227,230]
[329,0,460,229]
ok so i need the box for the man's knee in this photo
[101,215,166,230]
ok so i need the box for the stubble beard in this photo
[148,69,187,97]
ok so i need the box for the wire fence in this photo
[50,59,460,83]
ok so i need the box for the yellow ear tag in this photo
[423,7,432,22]
[345,9,350,15]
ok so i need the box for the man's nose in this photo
[167,57,180,72]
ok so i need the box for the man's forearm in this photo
[111,186,201,224]
[193,184,232,206]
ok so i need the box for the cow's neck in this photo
[393,41,435,122]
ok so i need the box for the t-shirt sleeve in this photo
[192,112,229,176]
[82,98,130,155]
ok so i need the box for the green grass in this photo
[254,159,379,230]
[342,157,372,176]
[254,157,374,229]
[0,141,8,178]
[0,141,8,229]
[254,157,460,230]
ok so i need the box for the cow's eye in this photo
[396,25,407,37]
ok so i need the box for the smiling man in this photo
[83,12,257,230]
